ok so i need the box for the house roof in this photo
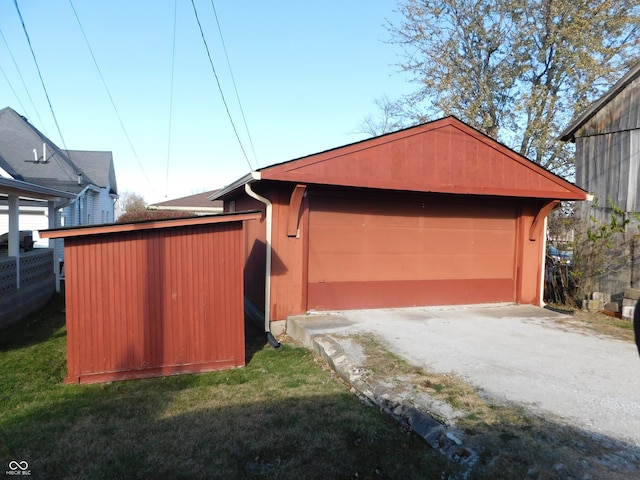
[149,189,222,212]
[560,62,640,142]
[65,150,118,195]
[212,116,587,202]
[0,107,117,195]
[0,176,76,201]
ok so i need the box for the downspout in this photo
[540,215,548,307]
[244,182,281,348]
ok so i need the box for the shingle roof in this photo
[0,107,117,195]
[65,150,118,194]
[149,190,222,211]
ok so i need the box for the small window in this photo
[228,201,236,213]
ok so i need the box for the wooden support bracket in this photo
[529,200,559,241]
[287,184,307,237]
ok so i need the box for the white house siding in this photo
[0,206,50,247]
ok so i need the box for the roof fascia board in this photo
[40,210,261,239]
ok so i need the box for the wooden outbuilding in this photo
[560,62,640,295]
[40,211,259,384]
[211,117,587,332]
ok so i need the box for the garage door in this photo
[307,195,517,310]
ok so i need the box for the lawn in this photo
[0,296,456,480]
[2,297,638,480]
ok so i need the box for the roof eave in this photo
[560,62,640,142]
[0,176,76,201]
[208,171,261,201]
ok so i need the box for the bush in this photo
[116,209,197,223]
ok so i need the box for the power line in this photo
[210,1,259,167]
[165,0,178,198]
[13,0,68,151]
[68,0,155,193]
[0,26,46,130]
[0,63,29,117]
[190,0,254,171]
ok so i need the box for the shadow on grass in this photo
[0,294,66,352]
[2,300,639,479]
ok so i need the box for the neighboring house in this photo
[0,107,118,254]
[147,190,223,215]
[560,62,640,296]
[211,116,587,335]
[0,176,74,327]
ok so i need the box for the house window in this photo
[229,201,236,213]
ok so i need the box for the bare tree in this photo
[383,0,640,176]
[116,190,147,218]
[355,95,409,137]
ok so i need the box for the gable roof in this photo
[213,116,587,202]
[560,62,640,142]
[0,107,117,195]
[65,150,118,195]
[149,190,223,212]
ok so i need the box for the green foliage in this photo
[385,0,640,176]
[571,197,640,299]
[116,209,197,223]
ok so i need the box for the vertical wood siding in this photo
[572,74,640,296]
[64,221,245,384]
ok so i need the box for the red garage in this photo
[211,117,587,333]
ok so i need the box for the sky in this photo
[0,1,414,204]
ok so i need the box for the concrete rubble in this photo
[298,332,479,472]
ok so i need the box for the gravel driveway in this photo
[289,303,640,447]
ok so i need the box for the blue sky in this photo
[0,1,413,204]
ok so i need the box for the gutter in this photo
[208,171,260,201]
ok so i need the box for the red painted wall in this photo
[44,216,255,384]
[234,184,548,322]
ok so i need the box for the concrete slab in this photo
[288,303,640,448]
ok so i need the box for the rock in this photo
[445,431,463,446]
[603,302,619,313]
[592,292,611,303]
[587,300,601,312]
[622,306,635,320]
[624,288,640,301]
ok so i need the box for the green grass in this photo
[0,296,457,479]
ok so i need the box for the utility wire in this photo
[210,0,259,167]
[68,0,155,192]
[0,26,46,130]
[190,0,254,171]
[13,0,68,152]
[165,0,178,198]
[0,63,29,117]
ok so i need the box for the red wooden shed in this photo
[40,212,259,384]
[211,117,587,333]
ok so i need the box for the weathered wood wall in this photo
[574,74,640,296]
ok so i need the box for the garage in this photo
[308,193,517,310]
[210,116,588,331]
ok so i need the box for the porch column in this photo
[8,195,20,288]
[48,200,61,292]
